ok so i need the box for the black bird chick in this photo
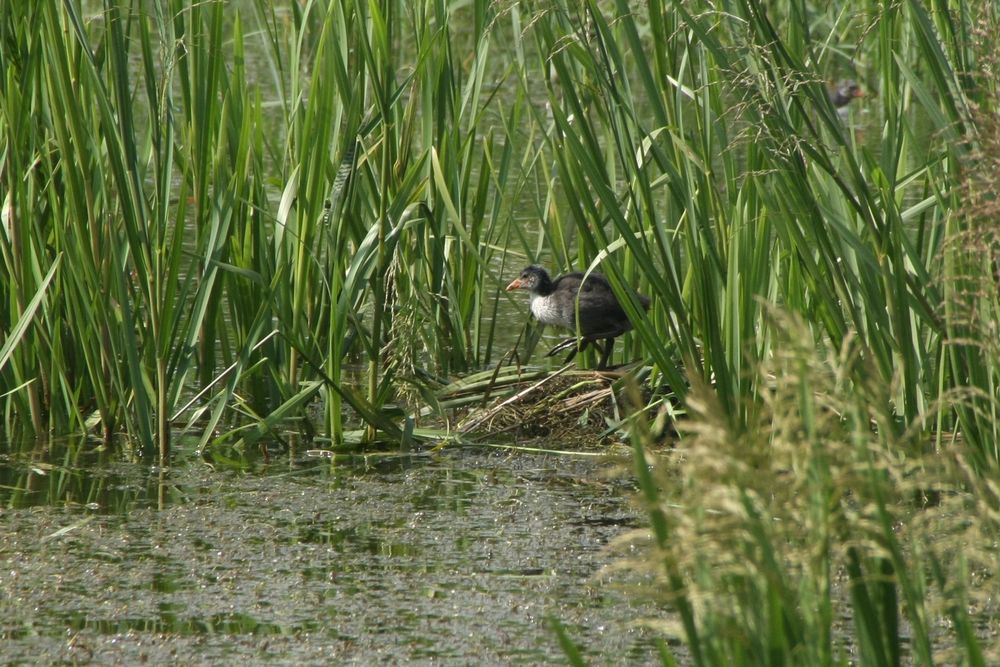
[506,265,651,369]
[830,79,865,117]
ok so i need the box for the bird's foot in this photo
[545,337,581,358]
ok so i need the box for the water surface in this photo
[0,445,665,665]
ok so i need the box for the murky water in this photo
[0,444,666,665]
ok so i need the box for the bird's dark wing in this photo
[554,271,649,337]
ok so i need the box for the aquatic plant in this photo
[533,0,997,662]
[622,312,998,665]
[0,0,519,457]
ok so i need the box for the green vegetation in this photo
[2,0,999,663]
[1,0,516,458]
[626,314,999,664]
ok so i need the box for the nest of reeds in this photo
[438,364,643,448]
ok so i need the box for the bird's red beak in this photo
[853,87,865,98]
[505,278,522,291]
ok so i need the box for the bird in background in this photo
[829,79,865,119]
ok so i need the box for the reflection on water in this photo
[0,442,665,665]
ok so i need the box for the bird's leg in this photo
[596,337,616,370]
[564,339,592,364]
[545,337,577,357]
[545,337,589,364]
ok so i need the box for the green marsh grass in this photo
[519,0,999,662]
[622,313,999,665]
[427,0,1000,662]
[1,1,522,453]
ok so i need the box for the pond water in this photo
[0,444,669,665]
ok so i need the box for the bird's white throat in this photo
[530,293,564,327]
